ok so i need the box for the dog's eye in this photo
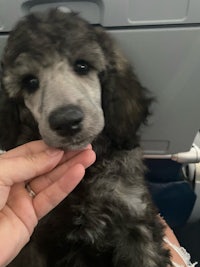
[21,75,39,93]
[74,60,90,75]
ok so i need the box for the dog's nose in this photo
[49,105,84,136]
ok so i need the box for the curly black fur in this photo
[0,9,172,267]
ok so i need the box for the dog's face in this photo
[1,9,151,151]
[2,11,106,149]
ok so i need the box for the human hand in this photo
[0,140,96,267]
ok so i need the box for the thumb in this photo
[0,148,64,186]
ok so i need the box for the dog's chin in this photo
[61,140,92,151]
[42,135,95,151]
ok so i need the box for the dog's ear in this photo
[0,63,20,150]
[94,27,153,149]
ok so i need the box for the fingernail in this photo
[45,147,63,156]
[84,144,92,150]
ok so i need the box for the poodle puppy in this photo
[0,9,172,267]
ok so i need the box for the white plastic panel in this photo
[0,0,102,31]
[0,2,23,31]
[22,1,101,25]
[110,27,200,154]
[102,0,200,26]
[128,0,189,22]
[1,0,200,31]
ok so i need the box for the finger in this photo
[0,141,49,159]
[33,164,85,219]
[30,149,96,193]
[0,148,64,186]
[6,183,38,235]
[1,141,92,162]
[59,144,92,164]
